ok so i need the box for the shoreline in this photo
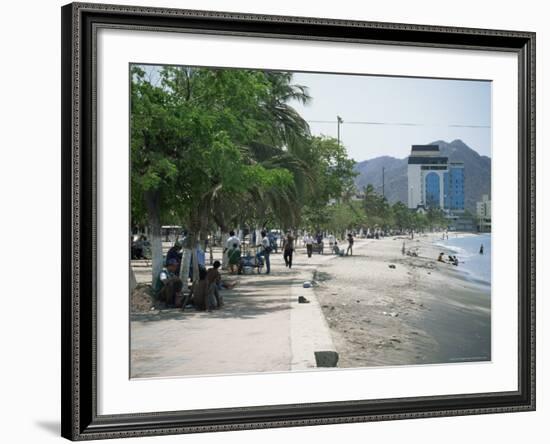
[313,233,491,368]
[431,233,492,287]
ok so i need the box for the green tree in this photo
[392,201,412,231]
[363,184,392,228]
[301,136,357,231]
[131,66,313,282]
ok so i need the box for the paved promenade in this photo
[130,242,367,378]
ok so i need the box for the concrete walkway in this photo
[130,244,361,378]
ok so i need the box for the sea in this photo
[435,233,491,285]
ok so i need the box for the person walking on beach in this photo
[256,230,272,274]
[283,231,295,268]
[479,244,484,254]
[346,233,354,256]
[304,233,314,258]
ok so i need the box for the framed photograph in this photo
[61,2,536,440]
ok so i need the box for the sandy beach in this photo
[130,232,491,377]
[314,233,491,368]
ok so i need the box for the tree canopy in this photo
[130,64,450,281]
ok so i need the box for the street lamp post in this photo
[337,115,343,146]
[382,167,385,198]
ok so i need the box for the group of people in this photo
[154,258,228,311]
[154,236,229,311]
[225,229,299,274]
[331,233,354,256]
[437,252,459,266]
[153,228,358,309]
[224,230,274,274]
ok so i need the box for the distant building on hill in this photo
[407,144,465,212]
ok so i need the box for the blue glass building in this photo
[407,145,464,212]
[443,163,465,210]
[425,172,441,208]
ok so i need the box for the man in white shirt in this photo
[256,231,271,274]
[304,233,314,258]
[222,230,240,270]
[225,230,241,250]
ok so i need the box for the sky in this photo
[136,64,491,162]
[289,72,492,162]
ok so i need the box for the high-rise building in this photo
[407,144,464,211]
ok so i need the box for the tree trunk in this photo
[221,232,229,269]
[208,234,214,265]
[180,248,191,282]
[192,246,200,284]
[144,190,163,285]
[130,266,138,294]
[179,232,193,284]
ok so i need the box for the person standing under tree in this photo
[304,232,314,258]
[346,233,354,256]
[223,230,240,269]
[256,231,272,274]
[283,231,295,268]
[227,243,241,274]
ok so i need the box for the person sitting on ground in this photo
[166,241,183,274]
[227,243,241,274]
[188,266,208,311]
[154,258,184,308]
[437,252,446,262]
[333,241,345,257]
[206,260,223,310]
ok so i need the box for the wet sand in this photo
[314,234,491,368]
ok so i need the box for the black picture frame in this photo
[61,2,536,440]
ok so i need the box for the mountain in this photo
[353,139,491,212]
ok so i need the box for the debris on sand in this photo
[303,281,312,288]
[382,311,399,317]
[131,284,155,313]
